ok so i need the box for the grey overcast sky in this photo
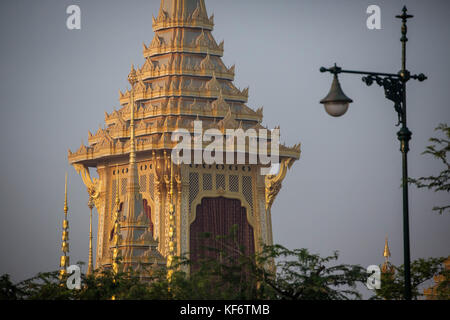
[0,0,449,297]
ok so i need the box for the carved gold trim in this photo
[118,86,247,105]
[152,11,214,32]
[143,43,223,58]
[73,163,102,206]
[152,19,214,32]
[189,191,255,229]
[264,158,294,211]
[139,67,234,82]
[69,140,300,166]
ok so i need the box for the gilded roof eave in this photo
[68,138,301,167]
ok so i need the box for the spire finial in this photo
[64,173,68,214]
[381,235,394,274]
[383,235,391,260]
[128,64,138,86]
[396,6,413,21]
[126,62,140,194]
[59,173,70,280]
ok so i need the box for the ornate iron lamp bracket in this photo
[320,64,427,126]
[362,75,404,126]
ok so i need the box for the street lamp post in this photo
[319,6,427,300]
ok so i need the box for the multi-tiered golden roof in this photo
[68,0,299,165]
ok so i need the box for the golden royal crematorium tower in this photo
[68,0,301,274]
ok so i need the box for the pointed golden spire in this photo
[112,165,121,274]
[167,155,176,280]
[126,64,140,194]
[59,173,70,280]
[87,196,94,275]
[64,173,68,213]
[382,235,394,274]
[383,235,391,261]
[128,64,137,164]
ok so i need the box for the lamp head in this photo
[320,74,353,117]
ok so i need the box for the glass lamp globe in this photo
[323,101,350,117]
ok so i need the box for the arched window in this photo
[190,197,254,271]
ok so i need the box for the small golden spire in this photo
[59,173,70,280]
[64,173,68,214]
[383,235,391,261]
[126,64,140,194]
[128,64,137,165]
[87,196,94,275]
[112,165,121,274]
[167,156,176,280]
[382,235,394,274]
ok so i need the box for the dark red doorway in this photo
[189,197,255,268]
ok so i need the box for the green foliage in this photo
[372,257,449,300]
[410,123,450,214]
[2,227,447,300]
[435,268,450,300]
[16,271,73,300]
[254,245,365,300]
[0,274,23,300]
[76,269,155,300]
[165,226,263,300]
[0,245,366,300]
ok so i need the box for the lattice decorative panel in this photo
[189,172,199,212]
[111,179,117,213]
[216,174,225,190]
[149,173,155,200]
[242,176,253,214]
[203,173,212,191]
[121,178,127,195]
[139,175,147,192]
[229,175,239,193]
